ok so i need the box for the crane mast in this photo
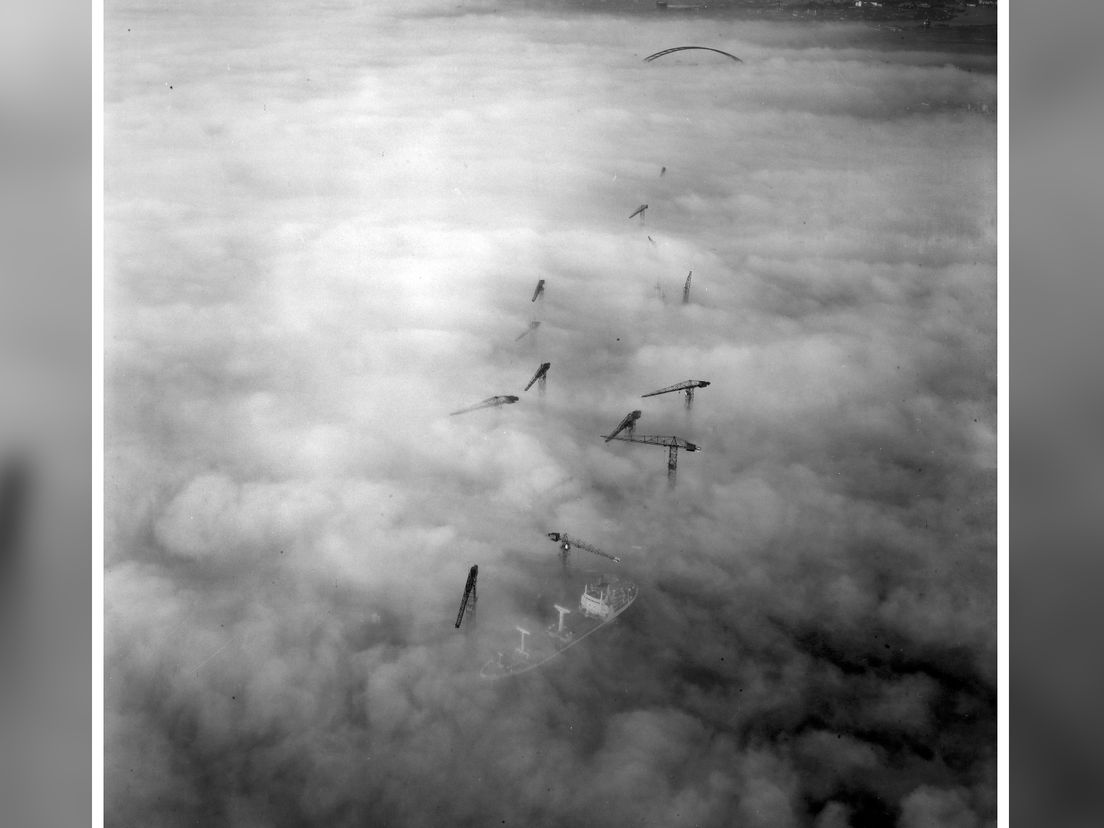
[455,565,478,628]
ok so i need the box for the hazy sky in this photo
[105,1,996,824]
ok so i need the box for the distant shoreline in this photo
[560,0,997,36]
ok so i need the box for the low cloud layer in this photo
[106,1,996,824]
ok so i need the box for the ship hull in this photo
[479,578,637,679]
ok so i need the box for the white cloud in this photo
[106,1,997,823]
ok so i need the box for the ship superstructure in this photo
[579,578,633,621]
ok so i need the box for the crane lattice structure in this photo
[546,532,621,572]
[641,379,711,409]
[524,362,551,394]
[682,271,692,304]
[604,409,642,443]
[450,395,518,416]
[515,320,540,341]
[455,565,478,628]
[604,433,700,485]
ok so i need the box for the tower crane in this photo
[515,320,541,341]
[682,271,692,304]
[604,433,700,485]
[524,362,551,393]
[546,532,620,571]
[531,279,545,302]
[604,409,642,443]
[455,565,478,628]
[629,203,648,222]
[450,395,519,416]
[641,379,711,409]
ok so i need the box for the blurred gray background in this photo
[0,0,91,826]
[1011,1,1104,825]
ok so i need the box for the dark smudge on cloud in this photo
[107,1,995,825]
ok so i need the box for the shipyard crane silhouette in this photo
[604,409,642,442]
[682,270,692,304]
[531,279,545,302]
[455,565,478,628]
[604,432,700,484]
[515,320,541,341]
[450,395,519,416]
[629,203,648,222]
[642,379,711,409]
[524,362,551,393]
[546,532,621,571]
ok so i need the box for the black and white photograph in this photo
[104,1,998,824]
